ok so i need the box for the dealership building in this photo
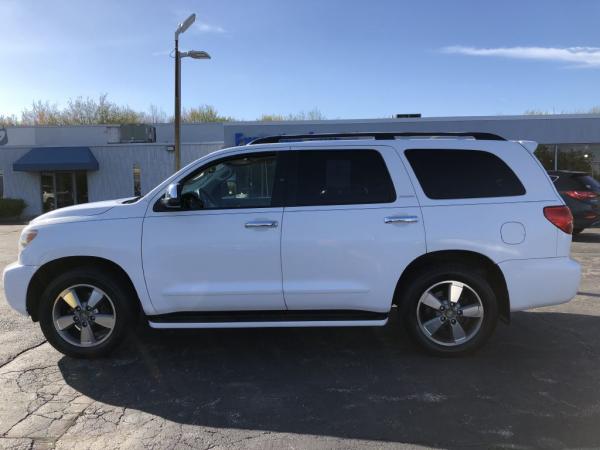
[1,114,600,217]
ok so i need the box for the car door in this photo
[280,145,426,313]
[142,150,287,315]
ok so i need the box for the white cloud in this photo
[194,22,225,34]
[442,46,600,68]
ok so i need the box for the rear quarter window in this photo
[405,149,526,200]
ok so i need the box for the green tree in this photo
[534,145,555,170]
[558,149,593,172]
[182,105,234,123]
[259,113,287,122]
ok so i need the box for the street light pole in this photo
[174,35,182,171]
[173,13,203,172]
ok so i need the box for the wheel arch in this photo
[26,256,141,322]
[393,250,510,323]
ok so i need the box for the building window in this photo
[41,171,88,213]
[0,169,3,198]
[535,144,600,179]
[133,164,141,196]
[534,145,555,171]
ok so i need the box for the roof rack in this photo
[247,131,506,145]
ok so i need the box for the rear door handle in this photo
[384,216,419,224]
[245,220,278,228]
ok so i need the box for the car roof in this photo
[241,137,518,149]
[247,131,507,145]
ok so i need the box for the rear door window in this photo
[288,150,396,206]
[405,149,526,200]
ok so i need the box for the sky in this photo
[2,0,600,120]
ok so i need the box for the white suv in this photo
[2,132,581,358]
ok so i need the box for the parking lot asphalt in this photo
[1,225,600,449]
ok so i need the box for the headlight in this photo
[19,229,38,251]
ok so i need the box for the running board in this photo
[147,310,389,329]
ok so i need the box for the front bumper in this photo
[2,262,38,316]
[499,257,581,312]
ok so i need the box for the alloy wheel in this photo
[416,280,484,347]
[51,284,116,347]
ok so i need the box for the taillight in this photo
[544,206,574,234]
[563,190,598,201]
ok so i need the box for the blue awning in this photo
[13,147,99,172]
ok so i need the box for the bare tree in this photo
[0,114,19,127]
[144,104,169,123]
[21,100,64,125]
[525,106,600,115]
[259,108,326,121]
[2,98,330,126]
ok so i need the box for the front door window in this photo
[41,172,88,213]
[179,153,277,210]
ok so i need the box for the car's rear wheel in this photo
[573,228,584,236]
[38,268,133,358]
[401,265,498,356]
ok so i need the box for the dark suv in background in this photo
[548,170,600,235]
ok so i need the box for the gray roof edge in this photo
[224,114,600,127]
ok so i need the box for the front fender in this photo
[21,218,156,315]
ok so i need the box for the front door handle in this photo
[384,216,419,224]
[245,220,278,228]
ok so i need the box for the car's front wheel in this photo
[401,265,499,356]
[38,267,133,358]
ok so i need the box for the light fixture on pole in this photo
[174,13,211,171]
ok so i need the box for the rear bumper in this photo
[572,204,600,229]
[574,215,600,230]
[499,257,581,311]
[2,262,37,316]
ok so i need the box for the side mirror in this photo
[162,182,182,209]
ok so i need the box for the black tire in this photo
[400,264,499,356]
[573,228,584,236]
[38,267,133,358]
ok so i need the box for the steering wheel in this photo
[197,188,217,208]
[180,192,204,210]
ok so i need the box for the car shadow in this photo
[58,311,600,448]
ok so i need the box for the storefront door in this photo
[41,172,88,213]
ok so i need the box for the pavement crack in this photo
[0,340,47,371]
[48,400,93,445]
